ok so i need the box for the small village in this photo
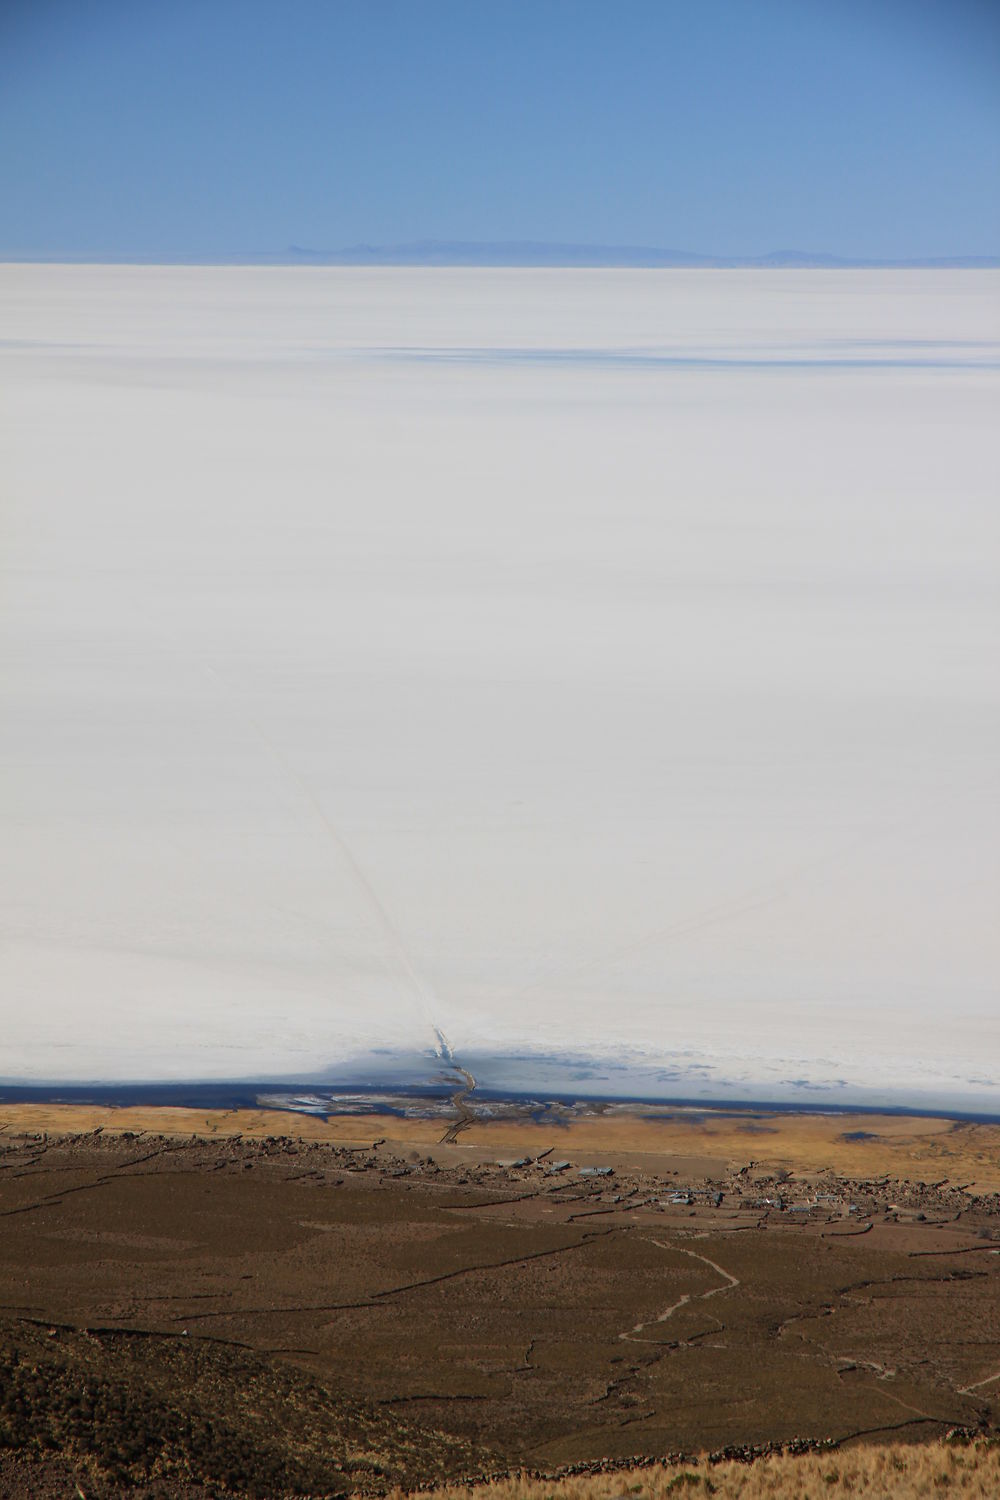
[6,1125,997,1239]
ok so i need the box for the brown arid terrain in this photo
[1,1104,999,1497]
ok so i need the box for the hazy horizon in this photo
[3,243,998,269]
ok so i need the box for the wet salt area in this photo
[2,1079,1000,1126]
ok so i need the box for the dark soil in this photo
[1,1130,997,1497]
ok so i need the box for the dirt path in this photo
[620,1237,739,1344]
[440,1065,478,1145]
[958,1367,1000,1396]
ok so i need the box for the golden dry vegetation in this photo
[2,1104,1000,1190]
[400,1440,1000,1499]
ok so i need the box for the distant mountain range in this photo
[6,241,999,268]
[276,241,1000,269]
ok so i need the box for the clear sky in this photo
[1,0,998,259]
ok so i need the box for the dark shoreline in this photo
[1,1080,998,1126]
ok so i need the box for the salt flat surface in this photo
[2,267,998,1109]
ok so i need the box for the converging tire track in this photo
[440,1065,478,1145]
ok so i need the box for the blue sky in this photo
[1,0,998,258]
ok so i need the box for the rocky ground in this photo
[1,1125,998,1497]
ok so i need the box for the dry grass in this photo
[3,1103,999,1189]
[397,1441,1000,1500]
